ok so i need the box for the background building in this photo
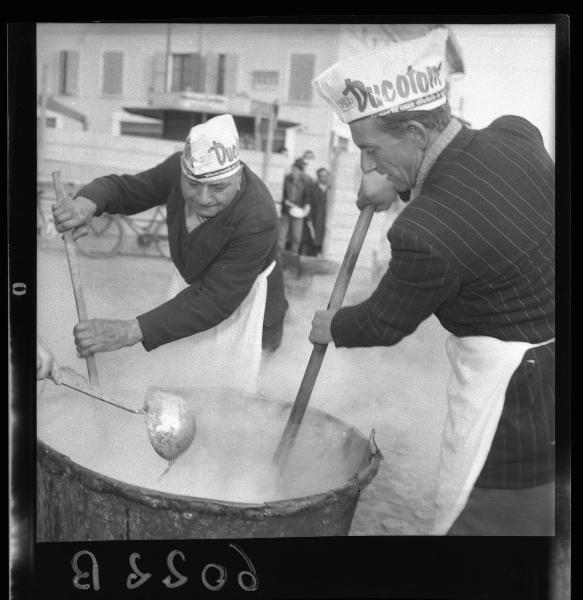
[36,23,465,160]
[36,22,465,267]
[36,22,555,267]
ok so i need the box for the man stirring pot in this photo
[310,28,555,535]
[53,114,288,392]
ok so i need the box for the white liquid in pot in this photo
[37,385,366,504]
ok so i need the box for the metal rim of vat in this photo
[37,390,383,519]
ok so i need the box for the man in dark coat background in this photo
[303,167,330,256]
[278,158,310,255]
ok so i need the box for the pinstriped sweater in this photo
[331,116,555,488]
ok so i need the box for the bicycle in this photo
[75,207,171,260]
[118,207,171,260]
[37,179,171,259]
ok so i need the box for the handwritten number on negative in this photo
[71,550,100,591]
[230,543,259,591]
[126,552,152,589]
[163,550,188,589]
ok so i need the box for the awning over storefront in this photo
[124,92,299,142]
[38,95,89,129]
[124,106,298,130]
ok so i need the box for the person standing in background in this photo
[304,167,331,256]
[278,158,311,255]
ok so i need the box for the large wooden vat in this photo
[37,388,382,541]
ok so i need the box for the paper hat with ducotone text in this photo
[181,114,242,183]
[312,28,449,124]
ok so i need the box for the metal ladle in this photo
[59,368,197,462]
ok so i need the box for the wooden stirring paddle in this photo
[52,171,99,387]
[272,205,375,473]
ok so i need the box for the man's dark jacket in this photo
[76,154,288,351]
[331,116,555,489]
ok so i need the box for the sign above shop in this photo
[149,91,229,113]
[147,92,278,121]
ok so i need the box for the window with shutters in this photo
[58,50,79,96]
[216,54,226,95]
[288,54,315,103]
[252,70,279,89]
[199,53,230,95]
[223,53,239,97]
[150,52,167,94]
[102,51,124,96]
[171,53,203,92]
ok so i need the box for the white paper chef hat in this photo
[181,114,242,182]
[312,28,449,124]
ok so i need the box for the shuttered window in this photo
[223,54,239,97]
[216,54,226,95]
[58,50,79,96]
[171,53,204,92]
[203,52,219,94]
[150,52,235,95]
[288,54,315,102]
[151,52,237,96]
[102,51,124,96]
[150,52,167,93]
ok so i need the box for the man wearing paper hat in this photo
[53,113,288,391]
[309,28,555,536]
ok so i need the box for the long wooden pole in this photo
[272,204,375,472]
[52,171,100,387]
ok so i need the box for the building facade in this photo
[36,22,465,267]
[37,22,464,168]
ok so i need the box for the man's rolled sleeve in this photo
[137,220,277,351]
[331,225,460,348]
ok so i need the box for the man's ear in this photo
[406,120,432,150]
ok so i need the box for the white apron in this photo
[148,261,275,394]
[431,334,555,535]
